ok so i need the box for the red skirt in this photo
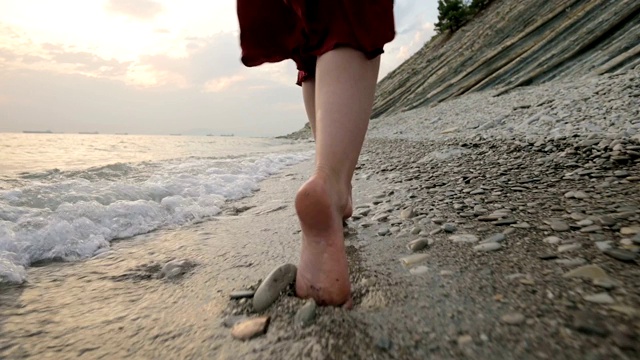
[237,0,395,85]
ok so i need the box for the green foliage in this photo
[469,0,492,12]
[435,0,493,34]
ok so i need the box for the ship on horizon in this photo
[22,130,53,134]
[79,131,99,134]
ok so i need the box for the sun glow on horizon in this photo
[0,0,239,86]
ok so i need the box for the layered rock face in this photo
[373,0,640,118]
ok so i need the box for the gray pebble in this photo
[253,264,297,312]
[555,258,587,266]
[230,290,255,300]
[500,313,525,325]
[558,243,581,253]
[584,292,615,304]
[543,236,562,244]
[550,220,570,232]
[449,234,479,243]
[407,238,432,252]
[493,218,517,226]
[474,242,502,252]
[409,266,429,275]
[482,233,506,243]
[294,299,317,327]
[576,219,594,227]
[603,248,637,262]
[580,225,602,233]
[442,223,457,233]
[400,207,415,219]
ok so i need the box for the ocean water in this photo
[0,133,312,284]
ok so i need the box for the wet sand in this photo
[0,161,317,358]
[0,159,416,359]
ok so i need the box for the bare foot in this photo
[295,173,351,306]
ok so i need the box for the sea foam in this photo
[0,152,310,283]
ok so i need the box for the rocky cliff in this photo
[372,0,640,118]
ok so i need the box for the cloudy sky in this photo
[0,0,437,137]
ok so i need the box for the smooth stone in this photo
[595,241,613,252]
[442,223,457,233]
[620,226,640,235]
[294,300,317,327]
[253,264,297,312]
[593,277,618,290]
[493,218,517,226]
[603,248,637,262]
[457,335,473,346]
[621,238,633,246]
[543,236,562,244]
[400,208,415,219]
[563,264,609,280]
[584,293,615,305]
[483,233,506,243]
[558,243,581,253]
[377,228,391,236]
[550,221,570,232]
[231,316,270,340]
[230,290,255,300]
[478,215,501,222]
[573,191,588,199]
[598,216,616,226]
[400,254,429,267]
[632,234,640,244]
[511,222,531,229]
[474,242,502,252]
[555,258,587,266]
[500,313,525,325]
[410,227,422,235]
[223,315,248,328]
[409,266,429,275]
[502,227,516,235]
[580,225,602,233]
[570,212,587,221]
[576,219,594,227]
[449,234,479,243]
[161,259,191,278]
[407,238,432,252]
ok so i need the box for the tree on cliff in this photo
[435,0,493,33]
[435,0,469,33]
